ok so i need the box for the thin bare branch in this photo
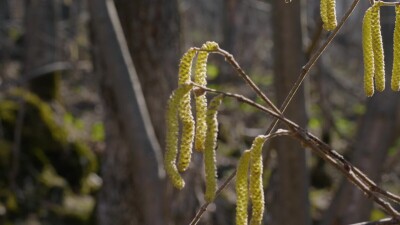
[349,217,399,225]
[190,85,400,223]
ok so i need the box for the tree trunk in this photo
[88,1,164,224]
[322,4,400,224]
[112,1,206,224]
[270,1,311,225]
[24,0,61,101]
[113,0,181,145]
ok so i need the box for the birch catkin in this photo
[392,6,400,91]
[194,42,216,151]
[164,84,193,189]
[363,7,375,97]
[371,2,385,92]
[177,49,196,172]
[236,150,251,225]
[204,95,223,202]
[249,136,267,225]
[321,0,337,31]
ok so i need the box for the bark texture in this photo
[113,1,205,224]
[270,1,311,225]
[25,0,61,100]
[89,1,164,224]
[113,0,181,145]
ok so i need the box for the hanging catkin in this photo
[177,49,196,172]
[371,2,385,92]
[194,42,219,151]
[164,84,193,189]
[236,150,251,225]
[204,95,223,202]
[362,7,375,97]
[392,6,400,91]
[249,136,267,225]
[321,0,337,31]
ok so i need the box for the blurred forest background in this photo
[0,0,400,224]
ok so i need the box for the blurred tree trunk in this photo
[113,0,180,145]
[113,1,205,224]
[322,5,400,225]
[24,0,61,101]
[88,0,164,224]
[270,1,311,225]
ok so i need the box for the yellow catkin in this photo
[320,0,328,30]
[236,150,251,225]
[177,93,195,172]
[371,2,385,92]
[249,135,267,225]
[177,48,197,172]
[321,0,337,31]
[194,47,209,151]
[392,6,400,91]
[194,41,219,152]
[178,48,196,85]
[204,95,223,202]
[164,84,193,189]
[362,7,375,97]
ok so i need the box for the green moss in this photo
[0,88,99,224]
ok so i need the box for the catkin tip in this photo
[164,85,193,189]
[202,41,219,51]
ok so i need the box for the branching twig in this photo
[189,1,362,222]
[187,0,400,224]
[190,85,400,223]
[200,86,400,220]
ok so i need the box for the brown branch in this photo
[187,1,400,224]
[189,85,400,224]
[349,217,399,225]
[277,0,361,125]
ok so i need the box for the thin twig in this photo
[187,1,400,224]
[190,85,400,224]
[349,217,399,225]
[275,0,361,128]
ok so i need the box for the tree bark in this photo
[88,1,164,224]
[24,0,61,101]
[113,0,181,145]
[322,5,400,225]
[112,1,205,224]
[270,1,311,225]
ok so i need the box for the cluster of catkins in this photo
[164,41,220,192]
[164,42,268,225]
[362,1,400,96]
